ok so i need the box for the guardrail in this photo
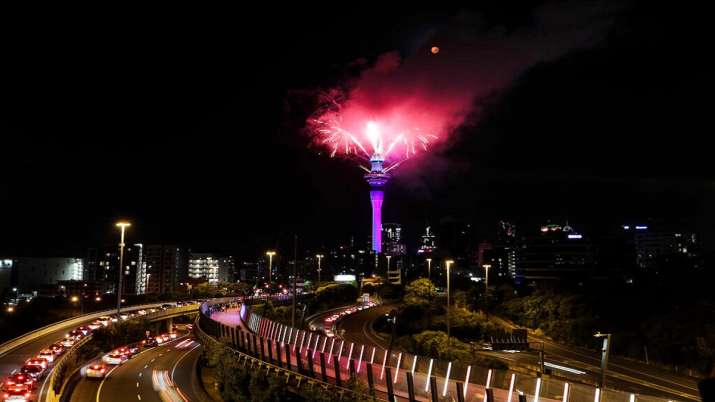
[200,299,678,402]
[194,303,386,401]
[41,303,201,402]
[0,303,172,359]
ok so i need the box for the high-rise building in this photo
[238,261,258,283]
[86,244,145,295]
[382,223,406,256]
[417,226,437,255]
[188,253,235,284]
[622,224,701,272]
[3,257,84,290]
[144,245,185,294]
[515,223,595,284]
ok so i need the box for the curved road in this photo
[0,305,171,401]
[333,307,700,401]
[70,335,210,402]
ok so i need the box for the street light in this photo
[115,221,131,315]
[6,306,15,313]
[483,263,492,297]
[266,251,276,291]
[445,259,454,348]
[426,258,433,300]
[594,332,612,391]
[316,254,324,284]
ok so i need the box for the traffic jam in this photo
[0,302,195,402]
[322,298,377,337]
[81,326,188,379]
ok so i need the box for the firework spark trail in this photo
[310,110,439,172]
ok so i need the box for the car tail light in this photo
[26,392,31,397]
[4,394,9,398]
[100,369,106,373]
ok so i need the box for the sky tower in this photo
[365,153,389,253]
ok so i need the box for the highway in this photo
[330,306,700,401]
[70,334,210,402]
[0,305,172,402]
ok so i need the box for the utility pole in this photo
[595,332,612,390]
[292,234,297,328]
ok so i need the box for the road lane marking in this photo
[96,364,121,402]
[137,381,140,387]
[171,343,201,382]
[137,394,141,400]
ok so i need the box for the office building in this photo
[188,253,234,284]
[515,223,595,284]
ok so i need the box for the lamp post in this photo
[445,259,454,348]
[266,251,276,292]
[115,221,131,315]
[426,258,433,300]
[594,332,612,391]
[316,254,324,284]
[483,263,491,298]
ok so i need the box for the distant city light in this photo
[623,225,630,230]
[568,234,583,239]
[334,274,356,282]
[635,225,648,230]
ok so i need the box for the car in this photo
[37,349,55,363]
[175,301,184,307]
[2,386,31,402]
[85,364,108,378]
[148,308,157,313]
[49,343,65,355]
[160,334,170,342]
[136,309,147,315]
[185,324,193,330]
[115,346,138,358]
[65,329,83,340]
[78,326,92,336]
[97,316,112,326]
[141,337,157,348]
[118,313,130,321]
[88,321,102,330]
[20,364,45,379]
[154,336,164,345]
[25,358,48,370]
[2,374,35,391]
[102,353,127,365]
[168,332,177,339]
[161,304,174,310]
[61,338,75,348]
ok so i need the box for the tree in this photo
[404,278,435,305]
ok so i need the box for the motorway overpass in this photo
[0,302,201,402]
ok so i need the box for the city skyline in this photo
[1,4,712,260]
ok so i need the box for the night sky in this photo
[1,4,711,258]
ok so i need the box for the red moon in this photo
[431,46,440,54]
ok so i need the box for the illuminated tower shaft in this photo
[365,155,390,253]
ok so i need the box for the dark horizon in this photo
[2,4,711,259]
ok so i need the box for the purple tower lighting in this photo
[365,154,389,253]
